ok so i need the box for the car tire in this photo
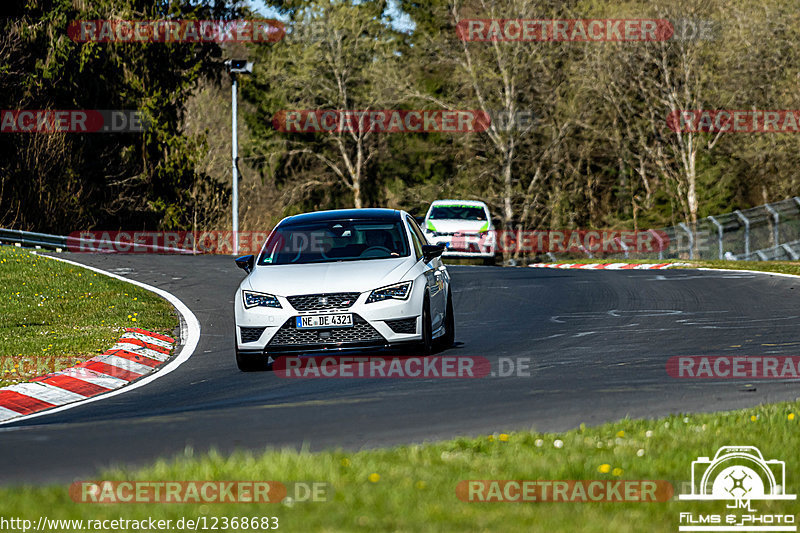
[438,290,455,348]
[236,347,269,372]
[483,255,496,266]
[418,297,434,355]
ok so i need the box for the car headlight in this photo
[366,281,412,304]
[242,290,282,309]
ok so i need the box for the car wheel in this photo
[439,290,455,348]
[418,297,433,355]
[483,255,496,266]
[235,347,269,372]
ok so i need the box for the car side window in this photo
[407,216,429,246]
[406,217,424,260]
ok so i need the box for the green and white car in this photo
[422,200,496,264]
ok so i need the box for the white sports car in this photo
[422,199,496,263]
[233,209,454,371]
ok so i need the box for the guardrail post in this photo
[764,203,780,248]
[707,216,723,260]
[648,229,665,260]
[678,222,694,260]
[734,210,750,257]
[614,237,629,259]
[782,243,800,260]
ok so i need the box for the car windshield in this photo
[429,205,487,221]
[258,220,410,265]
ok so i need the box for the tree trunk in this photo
[502,152,514,264]
[353,178,362,209]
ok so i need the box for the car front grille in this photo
[385,317,418,334]
[268,314,384,347]
[286,292,360,311]
[240,326,266,343]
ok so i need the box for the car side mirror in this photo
[235,254,255,273]
[422,243,445,263]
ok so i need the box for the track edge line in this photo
[0,252,201,426]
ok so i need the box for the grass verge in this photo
[0,402,797,531]
[679,259,800,276]
[0,246,178,386]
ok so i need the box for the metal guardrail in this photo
[0,228,197,254]
[545,196,800,263]
[0,228,67,251]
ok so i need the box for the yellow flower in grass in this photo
[499,433,509,442]
[616,430,625,438]
[789,413,795,421]
[598,464,611,474]
[368,473,380,483]
[750,415,758,422]
[612,468,623,476]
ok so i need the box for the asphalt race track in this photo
[2,254,799,484]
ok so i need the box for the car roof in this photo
[280,208,404,226]
[429,199,488,207]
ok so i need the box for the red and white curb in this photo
[528,262,690,270]
[0,328,175,422]
[0,252,201,426]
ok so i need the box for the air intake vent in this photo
[385,317,417,334]
[240,326,266,343]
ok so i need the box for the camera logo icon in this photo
[679,446,796,501]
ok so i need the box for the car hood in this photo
[425,219,490,233]
[244,256,416,296]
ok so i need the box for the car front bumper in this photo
[235,286,424,353]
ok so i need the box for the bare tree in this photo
[247,0,400,209]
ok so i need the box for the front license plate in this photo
[296,314,353,329]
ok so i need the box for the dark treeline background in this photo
[2,0,800,237]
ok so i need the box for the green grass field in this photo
[0,246,178,386]
[0,250,797,531]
